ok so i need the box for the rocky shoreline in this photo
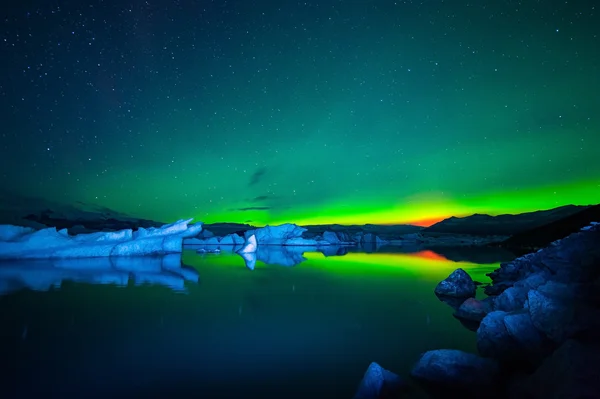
[352,222,600,398]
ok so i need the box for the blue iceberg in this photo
[0,218,203,259]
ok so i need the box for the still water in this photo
[0,246,515,399]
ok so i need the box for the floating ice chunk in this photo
[238,234,258,254]
[243,223,307,245]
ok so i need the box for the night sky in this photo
[1,1,599,226]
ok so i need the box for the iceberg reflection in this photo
[237,245,350,269]
[0,253,198,295]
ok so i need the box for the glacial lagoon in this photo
[0,246,516,398]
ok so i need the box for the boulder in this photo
[434,268,476,298]
[454,297,491,322]
[527,289,600,343]
[502,310,548,364]
[476,311,520,361]
[411,349,500,395]
[493,286,529,312]
[353,362,405,399]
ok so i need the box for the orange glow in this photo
[412,250,449,261]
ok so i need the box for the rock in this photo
[477,311,520,361]
[434,268,476,298]
[454,297,491,322]
[503,310,549,364]
[238,234,258,254]
[514,339,600,398]
[436,294,468,310]
[513,271,548,291]
[527,289,575,343]
[536,280,580,300]
[411,349,500,395]
[493,286,529,312]
[353,362,405,399]
[527,289,600,343]
[484,280,514,296]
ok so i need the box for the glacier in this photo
[0,218,203,259]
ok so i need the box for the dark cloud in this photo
[249,167,267,186]
[236,206,271,211]
[250,195,270,203]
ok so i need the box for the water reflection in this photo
[221,245,504,285]
[0,244,514,297]
[1,246,518,399]
[0,253,198,295]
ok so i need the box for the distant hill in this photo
[424,205,590,236]
[500,204,600,250]
[202,223,423,239]
[302,223,423,239]
[0,192,164,231]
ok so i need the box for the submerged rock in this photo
[353,362,405,399]
[434,268,476,298]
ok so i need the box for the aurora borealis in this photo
[1,1,599,226]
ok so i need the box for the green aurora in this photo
[1,2,599,226]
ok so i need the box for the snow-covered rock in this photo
[0,219,203,259]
